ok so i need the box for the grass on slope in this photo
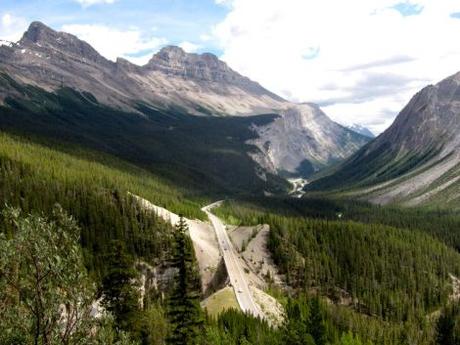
[202,287,239,318]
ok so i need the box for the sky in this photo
[1,0,460,134]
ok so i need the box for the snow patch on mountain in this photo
[347,124,375,138]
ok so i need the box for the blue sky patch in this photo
[1,0,228,57]
[392,2,423,17]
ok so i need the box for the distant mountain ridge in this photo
[0,21,283,114]
[308,71,460,208]
[347,124,375,138]
[0,21,369,185]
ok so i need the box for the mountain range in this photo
[0,21,369,193]
[308,72,460,208]
[1,21,458,207]
[2,19,460,345]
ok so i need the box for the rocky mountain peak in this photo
[307,70,460,206]
[0,20,370,184]
[152,45,220,63]
[20,21,78,48]
[144,45,234,82]
[153,46,221,67]
[381,72,460,154]
[20,21,55,44]
[19,21,108,65]
[143,45,284,101]
[154,45,188,61]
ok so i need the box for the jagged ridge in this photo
[0,21,370,179]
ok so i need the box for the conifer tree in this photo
[167,216,203,345]
[102,240,140,333]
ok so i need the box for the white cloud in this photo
[215,0,233,5]
[179,41,201,53]
[74,0,116,7]
[212,0,460,133]
[200,34,212,42]
[61,24,167,65]
[0,13,28,43]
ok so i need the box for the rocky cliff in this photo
[0,21,369,178]
[308,71,460,207]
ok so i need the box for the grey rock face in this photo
[144,45,284,100]
[311,71,460,207]
[145,46,232,82]
[0,22,283,113]
[250,104,369,176]
[0,21,369,178]
[20,21,111,67]
[144,46,283,101]
[361,72,460,159]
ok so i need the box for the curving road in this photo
[202,202,264,319]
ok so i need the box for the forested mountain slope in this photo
[0,131,216,343]
[0,21,369,182]
[3,19,460,345]
[0,73,289,195]
[0,132,201,272]
[214,198,460,345]
[0,131,394,345]
[307,71,460,208]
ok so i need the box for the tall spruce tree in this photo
[167,216,203,345]
[101,240,140,333]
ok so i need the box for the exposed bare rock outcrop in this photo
[308,71,460,207]
[250,104,369,175]
[0,21,369,179]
